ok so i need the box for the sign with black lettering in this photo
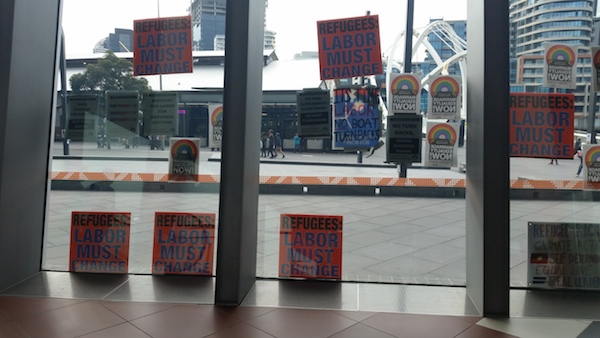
[279,214,343,280]
[297,89,331,138]
[141,91,178,135]
[106,90,140,138]
[528,222,600,290]
[317,15,383,80]
[67,95,98,141]
[152,212,216,275]
[69,211,131,274]
[133,16,193,76]
[543,43,577,89]
[509,93,574,159]
[386,114,422,163]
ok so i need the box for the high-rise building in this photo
[509,0,597,124]
[93,28,133,54]
[191,0,226,50]
[190,0,270,51]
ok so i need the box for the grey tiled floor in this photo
[44,190,599,287]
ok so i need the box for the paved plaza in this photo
[43,141,598,287]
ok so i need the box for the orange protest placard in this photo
[69,211,131,274]
[152,212,215,275]
[279,214,343,279]
[133,16,193,76]
[510,93,574,159]
[317,15,382,80]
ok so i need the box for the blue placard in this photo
[332,87,380,149]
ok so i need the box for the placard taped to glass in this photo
[528,222,600,290]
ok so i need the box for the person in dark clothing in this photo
[576,149,583,176]
[575,138,582,152]
[268,130,276,158]
[260,132,268,157]
[275,132,285,159]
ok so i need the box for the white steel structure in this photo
[385,20,468,119]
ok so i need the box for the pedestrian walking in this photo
[576,149,583,176]
[260,132,268,157]
[293,133,301,153]
[268,130,276,158]
[275,132,285,159]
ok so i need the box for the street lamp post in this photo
[398,0,414,178]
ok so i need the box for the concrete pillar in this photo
[0,0,61,291]
[215,0,265,305]
[466,0,510,317]
[466,0,510,316]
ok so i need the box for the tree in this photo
[69,51,151,93]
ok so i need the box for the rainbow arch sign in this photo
[543,43,577,89]
[390,73,421,114]
[208,104,223,149]
[584,144,600,182]
[427,75,462,120]
[168,137,200,181]
[424,122,459,168]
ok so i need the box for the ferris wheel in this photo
[384,20,468,120]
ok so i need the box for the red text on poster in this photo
[133,16,193,76]
[510,93,574,159]
[317,15,382,80]
[69,212,131,274]
[279,214,343,279]
[152,212,215,275]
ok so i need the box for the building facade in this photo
[190,0,270,50]
[509,0,597,125]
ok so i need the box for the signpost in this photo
[66,95,98,142]
[296,88,331,138]
[588,47,600,144]
[141,91,178,136]
[386,114,422,163]
[105,90,140,139]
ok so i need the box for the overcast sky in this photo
[62,0,467,60]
